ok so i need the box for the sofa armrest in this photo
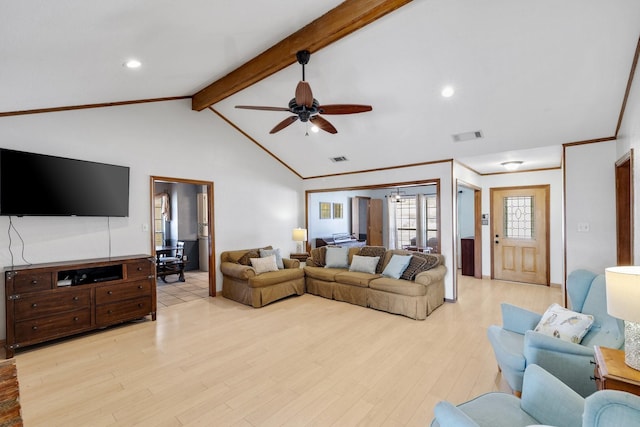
[501,303,542,335]
[524,330,594,357]
[414,265,446,286]
[283,258,300,269]
[220,261,256,280]
[520,364,584,426]
[431,401,480,427]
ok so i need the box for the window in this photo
[395,196,417,249]
[503,196,534,239]
[154,195,165,247]
[392,191,439,253]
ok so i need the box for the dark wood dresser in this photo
[5,255,156,358]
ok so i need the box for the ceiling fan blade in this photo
[318,104,373,115]
[235,105,290,112]
[310,115,337,134]
[270,116,298,134]
[295,81,314,107]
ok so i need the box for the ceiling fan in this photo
[235,50,372,134]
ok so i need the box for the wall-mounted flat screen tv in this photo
[0,148,130,217]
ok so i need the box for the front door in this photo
[491,185,549,285]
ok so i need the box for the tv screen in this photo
[0,149,130,217]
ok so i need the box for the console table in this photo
[5,255,156,358]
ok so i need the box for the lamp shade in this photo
[292,228,307,242]
[605,266,640,323]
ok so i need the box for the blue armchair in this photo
[430,364,640,427]
[487,269,624,397]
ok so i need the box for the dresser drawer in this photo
[96,297,151,326]
[126,260,153,280]
[95,280,151,305]
[13,288,91,320]
[15,309,90,343]
[9,271,53,293]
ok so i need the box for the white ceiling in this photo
[2,1,639,177]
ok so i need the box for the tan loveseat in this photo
[304,246,446,320]
[220,246,305,308]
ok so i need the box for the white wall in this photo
[0,99,303,339]
[616,52,640,265]
[565,140,617,275]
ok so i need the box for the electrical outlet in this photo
[142,223,149,232]
[577,222,590,232]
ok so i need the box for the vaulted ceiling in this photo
[2,1,639,177]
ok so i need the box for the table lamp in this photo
[605,266,640,370]
[292,228,307,253]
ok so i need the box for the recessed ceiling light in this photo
[124,59,142,69]
[441,85,455,98]
[501,161,523,171]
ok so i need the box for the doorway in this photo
[150,176,216,297]
[615,151,633,266]
[491,185,549,285]
[457,182,482,279]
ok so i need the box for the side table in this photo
[289,252,309,262]
[594,345,640,396]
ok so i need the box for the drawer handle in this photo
[31,303,37,308]
[32,326,38,330]
[138,303,143,308]
[137,267,143,271]
[138,285,143,289]
[108,310,112,314]
[107,291,113,295]
[31,280,38,285]
[73,296,79,301]
[73,317,79,321]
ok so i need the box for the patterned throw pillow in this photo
[358,246,387,273]
[310,246,327,267]
[412,253,440,270]
[534,303,594,344]
[400,256,428,280]
[238,250,259,266]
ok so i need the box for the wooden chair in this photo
[156,241,186,282]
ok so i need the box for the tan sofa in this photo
[220,246,305,308]
[304,246,446,320]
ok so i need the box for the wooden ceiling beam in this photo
[191,0,412,111]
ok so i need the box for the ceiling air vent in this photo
[330,156,348,162]
[452,130,483,142]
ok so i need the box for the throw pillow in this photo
[250,255,279,275]
[349,255,380,274]
[310,246,327,267]
[358,246,387,273]
[324,246,350,268]
[400,256,428,280]
[238,250,259,266]
[534,303,594,344]
[382,254,413,279]
[259,248,284,269]
[412,252,440,270]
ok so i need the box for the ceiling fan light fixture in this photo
[310,125,320,133]
[501,161,523,171]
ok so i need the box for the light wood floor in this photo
[15,274,561,426]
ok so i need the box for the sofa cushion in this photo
[400,256,428,280]
[349,255,380,274]
[250,255,279,274]
[335,271,379,288]
[325,246,350,268]
[358,246,387,273]
[370,277,428,296]
[260,248,284,269]
[248,268,304,288]
[304,266,343,282]
[382,254,413,279]
[534,303,594,344]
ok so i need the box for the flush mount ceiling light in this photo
[501,161,523,171]
[123,59,142,69]
[441,85,455,98]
